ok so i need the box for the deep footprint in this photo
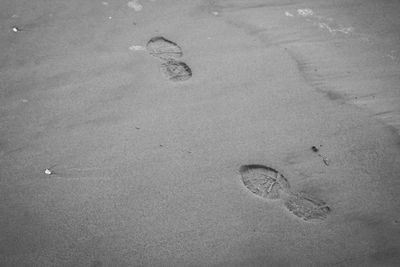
[239,164,290,200]
[146,36,183,60]
[160,60,192,81]
[284,192,331,221]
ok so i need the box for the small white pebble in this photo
[129,45,146,51]
[44,169,52,175]
[12,27,20,32]
[285,11,294,17]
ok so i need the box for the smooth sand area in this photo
[1,0,400,266]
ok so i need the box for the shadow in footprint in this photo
[160,60,192,82]
[284,192,331,221]
[146,36,183,60]
[239,164,290,200]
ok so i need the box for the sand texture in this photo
[1,0,400,266]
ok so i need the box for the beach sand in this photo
[1,0,400,266]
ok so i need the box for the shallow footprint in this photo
[147,36,183,60]
[239,164,290,200]
[160,60,192,81]
[284,192,330,221]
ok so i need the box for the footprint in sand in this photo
[239,164,331,222]
[160,60,192,81]
[283,192,331,221]
[146,36,183,60]
[239,164,291,200]
[146,36,192,81]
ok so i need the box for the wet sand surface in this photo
[1,0,400,266]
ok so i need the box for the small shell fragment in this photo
[44,169,52,175]
[128,0,143,11]
[297,8,314,17]
[322,157,329,166]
